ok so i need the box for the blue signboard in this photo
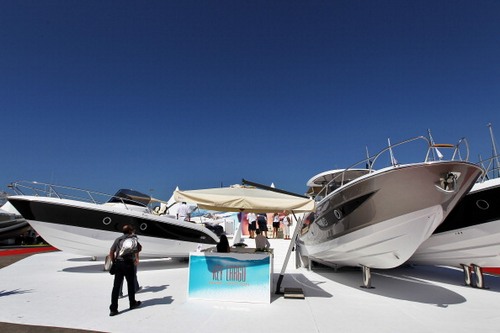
[188,252,272,303]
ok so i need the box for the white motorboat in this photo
[0,201,30,241]
[410,124,500,288]
[7,182,220,259]
[296,136,483,287]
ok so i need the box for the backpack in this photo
[117,235,139,258]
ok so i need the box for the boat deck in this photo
[1,239,500,333]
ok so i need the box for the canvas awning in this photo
[173,185,315,213]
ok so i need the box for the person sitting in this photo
[216,234,230,253]
[254,229,270,251]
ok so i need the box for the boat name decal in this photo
[212,264,247,282]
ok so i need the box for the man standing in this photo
[177,202,191,221]
[247,212,257,238]
[109,224,142,316]
[257,213,268,238]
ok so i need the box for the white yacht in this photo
[7,182,220,260]
[296,136,483,287]
[410,124,500,288]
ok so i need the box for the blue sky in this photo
[1,0,499,199]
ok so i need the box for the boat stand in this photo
[361,265,374,289]
[460,264,473,286]
[472,264,488,289]
[460,264,488,289]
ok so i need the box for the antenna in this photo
[365,146,372,169]
[427,129,443,160]
[488,123,500,178]
[387,138,397,166]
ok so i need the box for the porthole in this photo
[476,199,489,210]
[316,217,329,227]
[103,217,112,225]
[140,223,147,231]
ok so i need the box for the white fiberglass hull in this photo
[8,195,219,259]
[27,220,208,258]
[298,161,483,270]
[410,220,500,267]
[302,205,443,269]
[411,178,500,267]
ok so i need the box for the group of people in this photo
[215,211,294,255]
[247,212,292,240]
[177,204,292,241]
[273,212,292,240]
[217,229,270,252]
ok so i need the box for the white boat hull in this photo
[298,161,483,270]
[411,178,500,267]
[410,220,500,267]
[300,205,443,269]
[27,220,208,258]
[8,194,220,259]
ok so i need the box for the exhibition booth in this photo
[174,184,315,303]
[188,249,273,303]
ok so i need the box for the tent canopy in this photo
[173,185,316,213]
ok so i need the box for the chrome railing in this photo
[312,135,472,200]
[477,154,500,182]
[7,181,151,212]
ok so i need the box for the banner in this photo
[188,252,272,303]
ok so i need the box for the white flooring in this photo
[1,238,500,333]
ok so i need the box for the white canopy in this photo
[174,185,315,213]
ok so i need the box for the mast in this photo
[387,138,397,166]
[488,123,500,178]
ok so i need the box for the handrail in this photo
[312,135,471,200]
[477,154,500,182]
[7,181,152,212]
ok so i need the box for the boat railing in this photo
[477,154,500,182]
[314,135,471,199]
[7,181,151,212]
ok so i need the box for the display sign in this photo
[188,252,272,303]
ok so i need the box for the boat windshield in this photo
[107,189,151,207]
[306,169,371,200]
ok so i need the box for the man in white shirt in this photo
[247,212,257,238]
[177,202,190,221]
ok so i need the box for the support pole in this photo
[361,265,374,289]
[275,211,304,294]
[295,242,302,269]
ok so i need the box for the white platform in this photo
[2,239,500,333]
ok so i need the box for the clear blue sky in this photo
[1,0,499,199]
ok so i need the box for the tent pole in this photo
[275,210,304,294]
[230,209,244,246]
[241,179,308,198]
